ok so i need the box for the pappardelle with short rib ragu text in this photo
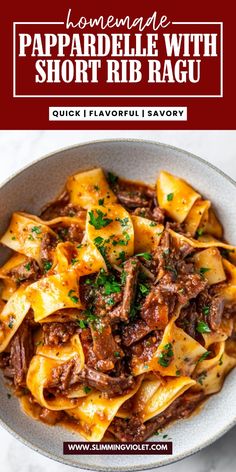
[0,168,236,442]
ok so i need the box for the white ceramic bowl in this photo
[0,139,236,471]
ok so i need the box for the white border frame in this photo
[13,21,223,98]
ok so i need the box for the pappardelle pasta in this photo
[0,168,236,442]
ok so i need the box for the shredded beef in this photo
[110,391,204,442]
[121,257,140,320]
[42,322,77,346]
[9,259,39,283]
[48,363,135,397]
[122,319,153,347]
[141,285,176,330]
[4,320,34,387]
[90,320,123,372]
[209,296,225,331]
[78,367,135,397]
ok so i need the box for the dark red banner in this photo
[0,0,235,129]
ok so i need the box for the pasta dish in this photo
[0,168,235,442]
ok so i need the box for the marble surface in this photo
[0,130,236,472]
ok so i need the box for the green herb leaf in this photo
[83,386,92,394]
[167,193,174,201]
[199,267,210,276]
[98,198,104,206]
[78,320,86,329]
[121,270,127,285]
[196,321,211,333]
[89,210,113,230]
[158,343,174,367]
[107,172,118,185]
[197,370,207,385]
[68,289,79,304]
[43,260,52,273]
[24,263,31,271]
[196,227,204,237]
[71,258,78,265]
[115,217,129,227]
[197,351,211,363]
[202,305,210,316]
[114,351,121,358]
[139,283,150,296]
[117,251,126,262]
[31,226,42,234]
[136,252,152,261]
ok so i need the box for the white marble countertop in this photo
[0,130,236,472]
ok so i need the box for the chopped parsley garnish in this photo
[83,386,92,394]
[116,217,129,227]
[149,221,157,227]
[176,370,181,376]
[28,234,34,241]
[139,283,150,296]
[24,262,31,271]
[199,267,210,276]
[96,268,108,286]
[202,305,210,316]
[31,226,42,234]
[197,351,211,363]
[121,270,127,285]
[107,172,118,185]
[78,319,86,329]
[83,309,98,324]
[68,289,79,304]
[88,209,113,230]
[8,319,14,329]
[196,321,211,333]
[98,198,104,206]
[106,297,115,306]
[197,370,207,385]
[158,343,174,367]
[136,252,152,261]
[196,227,204,237]
[94,185,100,191]
[43,260,52,273]
[167,193,174,201]
[11,236,16,240]
[71,258,78,265]
[104,280,121,295]
[114,351,121,358]
[117,251,126,262]
[94,236,104,246]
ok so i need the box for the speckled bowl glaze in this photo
[0,139,236,471]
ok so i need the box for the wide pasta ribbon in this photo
[193,341,236,395]
[86,203,134,265]
[25,269,83,322]
[66,168,117,209]
[1,213,56,265]
[26,335,85,409]
[66,377,142,441]
[0,284,30,352]
[132,318,207,377]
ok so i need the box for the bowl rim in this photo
[0,137,236,471]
